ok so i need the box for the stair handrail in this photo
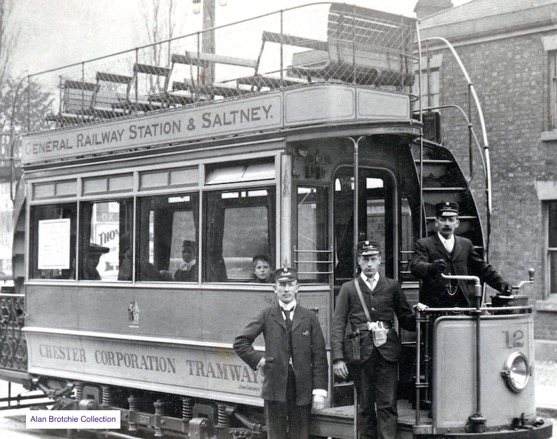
[419,103,487,182]
[418,36,492,261]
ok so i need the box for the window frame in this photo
[544,200,557,298]
[202,185,277,283]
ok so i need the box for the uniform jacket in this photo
[233,304,328,406]
[409,234,506,308]
[331,275,415,364]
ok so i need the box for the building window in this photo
[548,201,557,294]
[551,52,557,130]
[413,54,442,113]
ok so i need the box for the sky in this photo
[9,0,470,78]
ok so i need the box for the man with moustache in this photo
[410,201,512,308]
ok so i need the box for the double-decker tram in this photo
[2,2,553,438]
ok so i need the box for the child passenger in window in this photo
[252,254,274,283]
[174,240,198,282]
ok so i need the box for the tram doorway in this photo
[333,166,396,292]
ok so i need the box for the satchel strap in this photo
[354,279,372,323]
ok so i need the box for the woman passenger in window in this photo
[174,240,198,282]
[252,254,274,283]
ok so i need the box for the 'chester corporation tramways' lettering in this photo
[37,344,259,384]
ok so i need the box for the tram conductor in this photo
[233,267,328,439]
[331,241,416,439]
[409,201,512,308]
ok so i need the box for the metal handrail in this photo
[419,36,492,260]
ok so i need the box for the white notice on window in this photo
[38,219,71,269]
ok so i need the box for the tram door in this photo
[333,166,396,294]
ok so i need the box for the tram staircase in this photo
[410,140,485,255]
[311,139,489,436]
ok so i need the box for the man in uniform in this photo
[409,201,512,308]
[331,241,416,439]
[234,267,328,439]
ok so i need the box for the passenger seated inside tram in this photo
[118,233,133,281]
[251,254,274,283]
[118,233,173,281]
[83,243,109,280]
[173,240,198,282]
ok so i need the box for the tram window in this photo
[333,169,395,283]
[79,200,132,281]
[297,186,329,283]
[30,203,77,280]
[203,187,275,282]
[400,198,414,282]
[137,193,199,282]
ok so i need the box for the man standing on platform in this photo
[410,201,512,308]
[234,267,328,439]
[331,241,416,439]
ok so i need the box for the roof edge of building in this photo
[420,3,557,42]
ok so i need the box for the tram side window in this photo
[137,193,199,282]
[203,187,276,282]
[297,186,329,283]
[400,198,414,282]
[79,200,132,281]
[30,204,77,280]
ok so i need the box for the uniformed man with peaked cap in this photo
[234,266,328,439]
[410,201,511,308]
[332,241,416,438]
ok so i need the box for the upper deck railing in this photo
[18,2,417,136]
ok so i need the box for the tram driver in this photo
[409,201,512,308]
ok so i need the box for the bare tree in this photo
[0,0,19,96]
[140,0,187,93]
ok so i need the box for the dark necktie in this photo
[282,308,293,330]
[282,308,294,360]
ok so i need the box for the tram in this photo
[1,2,552,438]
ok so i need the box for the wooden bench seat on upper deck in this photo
[94,72,133,118]
[290,4,415,86]
[174,51,258,100]
[235,31,324,90]
[45,79,97,126]
[118,63,173,112]
[238,3,415,89]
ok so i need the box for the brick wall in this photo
[434,32,557,340]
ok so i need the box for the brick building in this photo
[419,0,557,359]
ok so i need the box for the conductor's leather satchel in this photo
[343,330,361,365]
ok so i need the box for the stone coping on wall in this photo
[536,298,557,313]
[541,130,557,143]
